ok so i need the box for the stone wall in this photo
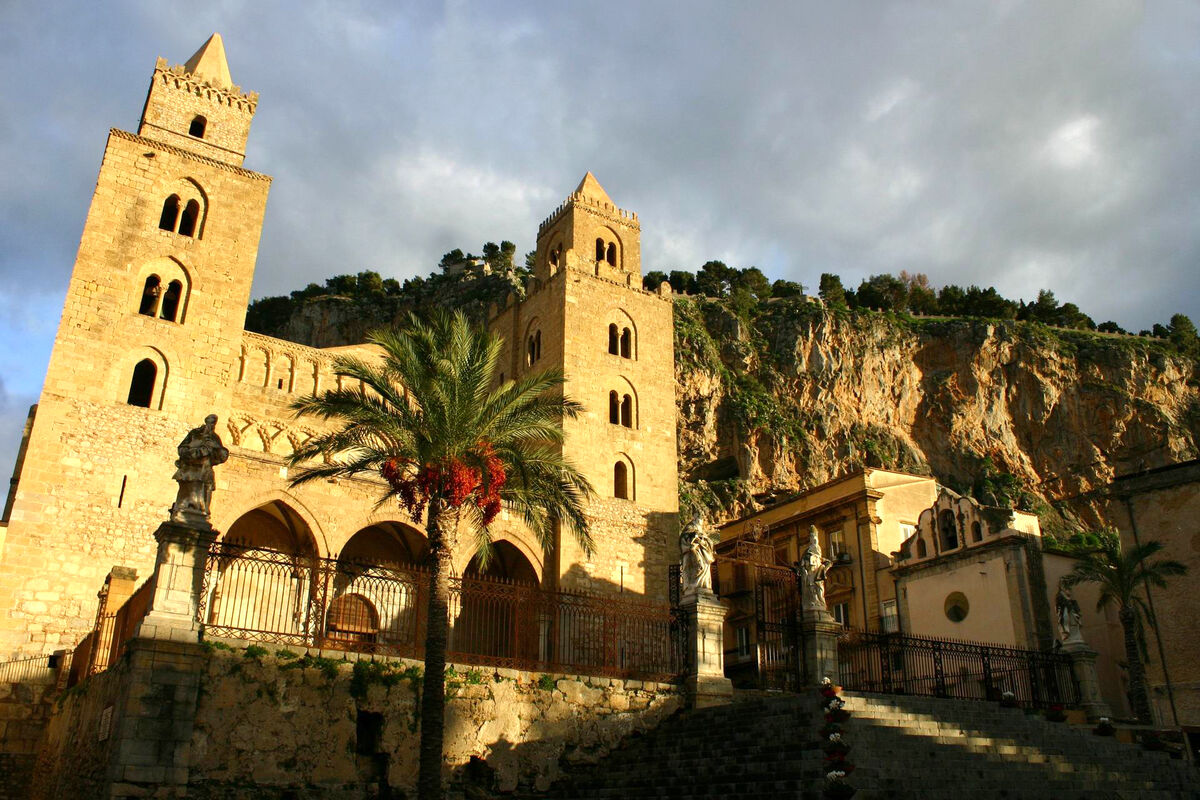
[33,637,681,799]
[0,659,58,800]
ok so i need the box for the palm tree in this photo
[287,311,594,800]
[1064,535,1186,723]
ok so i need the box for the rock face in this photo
[257,291,1200,531]
[675,297,1200,527]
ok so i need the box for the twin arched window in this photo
[594,238,618,267]
[159,195,201,238]
[607,324,632,358]
[139,275,184,322]
[608,391,634,428]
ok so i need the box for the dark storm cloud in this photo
[2,1,1199,472]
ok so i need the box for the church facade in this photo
[0,34,679,660]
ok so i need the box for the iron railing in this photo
[0,654,57,685]
[197,541,687,681]
[837,630,1079,709]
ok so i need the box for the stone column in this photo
[136,521,218,642]
[800,608,843,687]
[1061,639,1112,722]
[682,589,733,708]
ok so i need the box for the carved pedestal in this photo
[1061,639,1112,722]
[137,521,217,642]
[800,608,842,687]
[681,589,733,708]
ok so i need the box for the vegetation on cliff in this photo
[247,257,1200,532]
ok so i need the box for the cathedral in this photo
[0,33,679,661]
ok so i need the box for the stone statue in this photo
[1055,580,1084,643]
[170,414,228,527]
[679,513,715,596]
[799,526,830,612]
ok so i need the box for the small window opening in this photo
[620,327,632,359]
[178,200,199,238]
[971,521,983,543]
[277,379,285,390]
[916,538,927,558]
[535,330,542,361]
[160,280,182,322]
[139,275,161,316]
[499,372,505,384]
[609,391,620,424]
[189,115,207,138]
[606,242,616,266]
[158,195,180,231]
[526,336,536,367]
[620,394,632,428]
[355,710,384,755]
[595,238,605,261]
[938,509,958,551]
[127,359,157,408]
[608,324,619,354]
[613,461,629,500]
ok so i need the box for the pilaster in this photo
[681,590,733,708]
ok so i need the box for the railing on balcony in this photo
[837,630,1079,709]
[197,541,688,682]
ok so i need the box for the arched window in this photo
[938,509,958,551]
[189,115,207,138]
[159,195,180,231]
[971,521,983,543]
[606,242,617,266]
[527,336,536,367]
[916,538,927,558]
[127,359,157,407]
[178,199,200,238]
[160,280,183,322]
[535,330,542,361]
[613,461,629,500]
[608,324,619,354]
[609,391,620,424]
[620,327,632,359]
[325,594,379,644]
[620,394,633,428]
[139,276,161,316]
[595,238,605,262]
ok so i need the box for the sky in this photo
[1,1,1199,477]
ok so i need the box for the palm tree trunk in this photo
[417,497,456,800]
[1119,605,1153,724]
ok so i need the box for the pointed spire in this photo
[184,33,233,89]
[574,172,613,205]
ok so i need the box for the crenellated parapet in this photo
[538,190,640,236]
[153,57,258,113]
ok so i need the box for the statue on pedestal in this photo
[1055,580,1084,643]
[170,414,228,527]
[799,526,830,612]
[679,513,715,596]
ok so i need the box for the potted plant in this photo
[824,769,857,799]
[1093,717,1115,737]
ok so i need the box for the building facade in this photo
[0,35,678,659]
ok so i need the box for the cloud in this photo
[1,1,1199,467]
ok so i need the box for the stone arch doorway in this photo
[325,522,430,652]
[455,541,540,661]
[206,501,319,640]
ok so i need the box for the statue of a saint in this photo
[170,414,228,527]
[799,526,831,612]
[1055,580,1084,643]
[679,513,715,596]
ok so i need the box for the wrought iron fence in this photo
[65,578,155,686]
[197,541,687,681]
[0,654,57,685]
[837,630,1079,709]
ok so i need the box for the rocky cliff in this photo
[248,290,1200,533]
[676,297,1200,529]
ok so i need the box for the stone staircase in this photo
[538,693,825,799]
[841,691,1199,799]
[530,691,1200,800]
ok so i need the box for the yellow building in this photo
[0,35,678,659]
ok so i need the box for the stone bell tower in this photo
[0,34,272,656]
[490,173,678,602]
